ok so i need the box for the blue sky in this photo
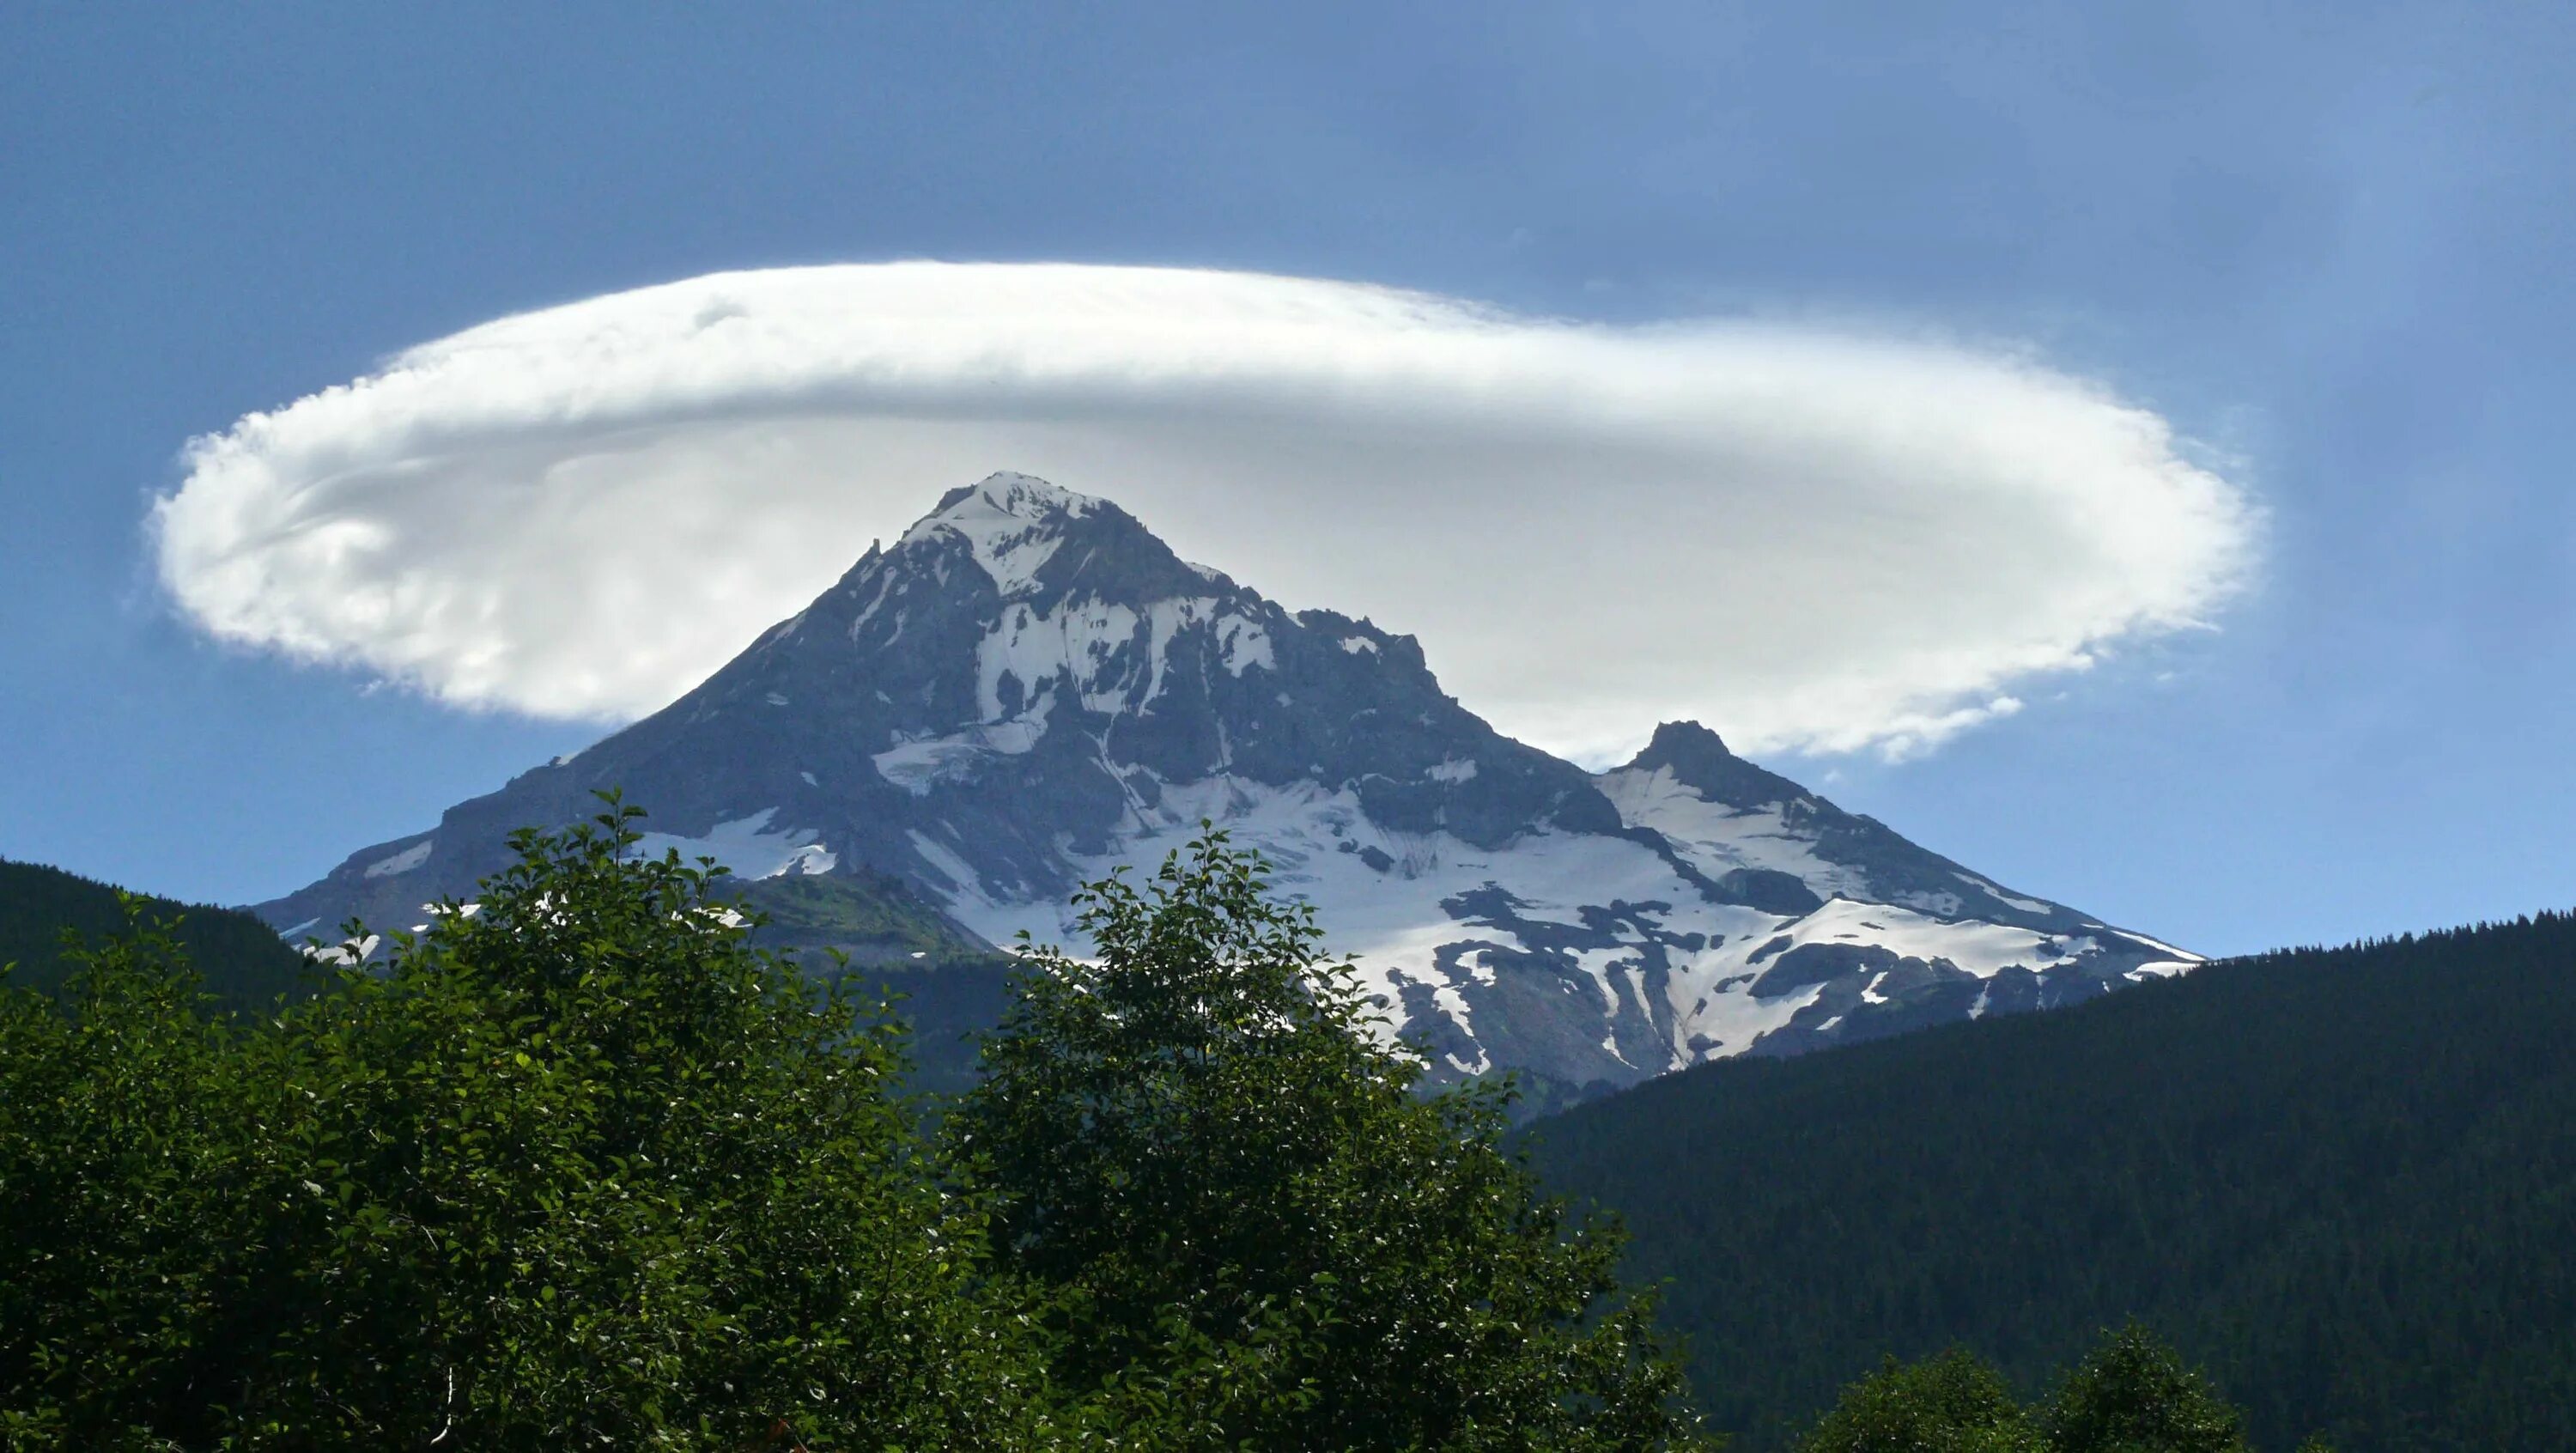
[3,2,2571,957]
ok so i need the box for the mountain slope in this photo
[2,859,313,1010]
[258,472,2187,1092]
[1522,909,2576,1452]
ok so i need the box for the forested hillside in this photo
[1525,910,2576,1452]
[0,859,313,1010]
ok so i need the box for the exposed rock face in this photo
[260,473,2193,1097]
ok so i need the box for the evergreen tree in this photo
[951,827,1711,1451]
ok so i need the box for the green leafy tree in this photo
[2043,1324,2252,1453]
[1,800,1057,1450]
[951,827,1713,1451]
[1794,1349,2039,1453]
[1791,1328,2319,1453]
[0,909,241,1449]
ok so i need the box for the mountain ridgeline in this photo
[258,472,2191,1096]
[1524,909,2576,1452]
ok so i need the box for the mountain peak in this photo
[1619,719,1812,812]
[921,471,1100,527]
[1640,720,1731,761]
[899,472,1109,599]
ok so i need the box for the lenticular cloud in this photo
[153,263,2256,762]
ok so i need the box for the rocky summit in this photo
[258,472,2195,1098]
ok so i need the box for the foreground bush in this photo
[1,806,1710,1450]
[2,802,1050,1450]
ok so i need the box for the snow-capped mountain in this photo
[258,472,2193,1096]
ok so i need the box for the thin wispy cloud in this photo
[153,263,2257,763]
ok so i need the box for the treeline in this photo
[0,858,312,1010]
[0,806,1703,1450]
[1525,909,2576,1450]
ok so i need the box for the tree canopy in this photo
[951,828,1711,1450]
[1792,1327,2332,1453]
[2,805,1050,1449]
[1,806,1709,1450]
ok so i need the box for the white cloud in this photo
[153,263,2256,763]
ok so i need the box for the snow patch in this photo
[918,772,1786,1067]
[1217,614,1273,675]
[1748,896,2066,978]
[1952,869,2055,915]
[977,598,1147,718]
[905,765,2147,1080]
[1897,890,1968,918]
[975,593,1275,717]
[901,472,1101,598]
[2114,929,2202,962]
[629,809,836,878]
[873,707,1051,795]
[308,933,380,966]
[363,841,433,879]
[1596,764,1872,897]
[905,829,1002,916]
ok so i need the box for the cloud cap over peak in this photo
[153,262,2256,762]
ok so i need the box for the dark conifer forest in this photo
[0,859,313,1010]
[1524,910,2576,1451]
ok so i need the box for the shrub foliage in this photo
[0,805,1706,1450]
[953,830,1710,1450]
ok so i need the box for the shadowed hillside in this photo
[1525,909,2576,1452]
[0,859,314,1011]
